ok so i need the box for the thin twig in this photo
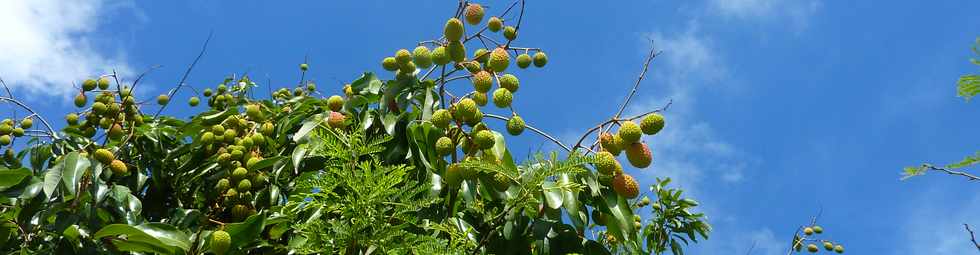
[966,224,980,252]
[155,31,213,117]
[484,113,570,152]
[0,96,59,139]
[925,165,979,181]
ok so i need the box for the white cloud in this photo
[0,0,134,98]
[710,0,821,30]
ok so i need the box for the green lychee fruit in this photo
[97,77,111,89]
[444,18,465,41]
[617,121,642,143]
[382,57,399,71]
[328,111,346,129]
[157,94,170,105]
[594,151,621,175]
[75,93,87,108]
[803,227,814,235]
[492,88,512,108]
[498,74,519,92]
[203,88,213,97]
[223,129,237,143]
[465,109,483,126]
[65,113,79,125]
[823,242,834,251]
[503,26,517,41]
[431,109,452,129]
[812,225,823,234]
[516,53,531,69]
[473,48,490,63]
[211,125,225,135]
[232,167,248,181]
[488,48,510,72]
[399,61,417,74]
[109,160,127,175]
[640,196,651,206]
[327,95,344,111]
[533,52,548,67]
[444,163,463,187]
[0,124,10,135]
[188,96,200,106]
[435,136,454,156]
[300,63,309,71]
[108,123,123,139]
[487,16,503,32]
[432,46,451,66]
[224,188,238,199]
[492,172,510,191]
[216,178,230,192]
[807,244,818,253]
[94,149,114,164]
[237,179,251,192]
[506,115,525,136]
[201,132,214,145]
[447,40,466,63]
[210,230,231,255]
[834,245,843,253]
[461,61,481,73]
[261,122,274,136]
[246,104,262,120]
[640,113,665,135]
[246,157,261,170]
[472,71,493,93]
[612,174,639,198]
[625,142,652,168]
[473,130,495,150]
[464,3,484,25]
[82,79,97,91]
[306,82,316,92]
[395,49,412,65]
[0,135,9,146]
[413,46,432,68]
[472,92,488,106]
[455,98,478,122]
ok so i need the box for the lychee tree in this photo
[0,1,710,254]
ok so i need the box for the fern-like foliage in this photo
[284,126,446,254]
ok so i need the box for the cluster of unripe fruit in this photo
[70,77,146,139]
[794,225,845,253]
[0,117,34,166]
[594,113,665,199]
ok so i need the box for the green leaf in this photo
[60,152,91,197]
[541,181,563,209]
[94,223,190,254]
[294,114,324,143]
[957,74,980,101]
[0,168,30,191]
[946,151,980,169]
[225,213,266,250]
[42,161,63,198]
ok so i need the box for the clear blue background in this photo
[12,1,980,254]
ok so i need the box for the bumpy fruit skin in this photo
[807,244,819,253]
[444,18,465,41]
[594,151,622,175]
[189,96,200,106]
[300,63,309,71]
[516,53,531,69]
[306,82,317,92]
[455,98,478,123]
[447,40,466,63]
[327,95,344,111]
[472,71,493,93]
[157,94,170,105]
[82,79,97,91]
[97,77,111,89]
[382,57,399,71]
[472,92,488,106]
[612,174,639,198]
[74,93,87,108]
[625,142,652,168]
[432,46,450,66]
[617,121,642,143]
[506,115,525,136]
[498,74,519,92]
[599,132,621,155]
[444,163,463,187]
[94,149,114,164]
[108,123,123,139]
[533,52,548,67]
[109,160,128,175]
[237,179,252,192]
[473,48,490,63]
[492,88,513,108]
[395,49,412,65]
[232,167,248,181]
[488,48,510,72]
[473,130,495,150]
[413,46,433,68]
[328,111,346,129]
[503,26,517,41]
[462,61,482,73]
[435,136,455,156]
[431,109,452,129]
[216,178,231,192]
[66,113,79,125]
[640,113,665,135]
[487,16,503,32]
[464,3,484,25]
[210,230,231,255]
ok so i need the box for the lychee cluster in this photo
[593,113,667,199]
[793,225,845,254]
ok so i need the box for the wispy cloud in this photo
[0,0,136,98]
[710,0,822,31]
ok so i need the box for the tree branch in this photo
[926,165,979,181]
[484,113,570,152]
[155,31,213,117]
[966,224,980,252]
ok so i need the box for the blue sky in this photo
[1,0,978,254]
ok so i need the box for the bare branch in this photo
[926,165,979,181]
[483,113,570,152]
[155,31,213,117]
[966,224,980,252]
[0,93,59,139]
